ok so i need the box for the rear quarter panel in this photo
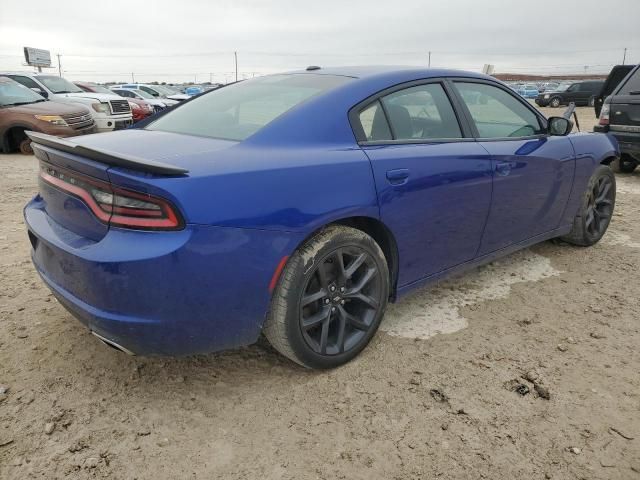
[106,144,380,233]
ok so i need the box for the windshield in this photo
[0,77,45,106]
[38,75,84,94]
[132,89,155,99]
[553,84,571,92]
[87,84,114,95]
[154,85,176,95]
[147,74,351,141]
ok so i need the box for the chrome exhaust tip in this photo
[91,331,136,355]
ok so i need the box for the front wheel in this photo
[549,97,561,108]
[263,225,389,369]
[561,165,616,246]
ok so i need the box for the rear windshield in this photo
[147,74,351,141]
[618,67,640,95]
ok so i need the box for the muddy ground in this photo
[1,106,639,479]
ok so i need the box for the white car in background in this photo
[110,88,177,112]
[1,72,132,132]
[111,83,190,102]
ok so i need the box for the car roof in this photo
[285,65,496,83]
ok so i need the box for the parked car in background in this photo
[0,76,95,154]
[1,72,132,132]
[539,82,560,93]
[517,84,540,98]
[110,88,174,113]
[74,82,154,122]
[595,65,636,118]
[184,86,204,96]
[594,64,640,173]
[24,66,618,368]
[111,83,189,102]
[535,80,604,108]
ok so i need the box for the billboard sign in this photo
[482,64,495,75]
[23,47,51,67]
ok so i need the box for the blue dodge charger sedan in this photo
[24,66,618,368]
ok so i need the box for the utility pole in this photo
[131,72,135,83]
[428,51,431,68]
[209,72,213,83]
[56,54,62,77]
[622,47,627,65]
[234,51,238,82]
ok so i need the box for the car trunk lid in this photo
[27,130,236,241]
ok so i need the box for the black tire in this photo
[561,165,616,246]
[611,154,638,174]
[549,97,561,108]
[588,96,596,107]
[263,225,389,369]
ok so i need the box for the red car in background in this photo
[74,82,153,122]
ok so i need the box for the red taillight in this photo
[39,163,183,231]
[599,104,610,126]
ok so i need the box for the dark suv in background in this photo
[535,80,604,108]
[595,64,640,173]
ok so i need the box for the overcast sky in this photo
[1,0,638,83]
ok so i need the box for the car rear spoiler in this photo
[26,131,189,176]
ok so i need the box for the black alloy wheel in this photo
[263,225,389,369]
[300,247,382,356]
[585,174,614,238]
[561,165,616,246]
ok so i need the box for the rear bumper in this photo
[594,127,640,157]
[25,195,302,356]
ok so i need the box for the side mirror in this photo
[31,87,48,98]
[548,116,573,136]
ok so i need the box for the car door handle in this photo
[386,168,410,185]
[495,161,513,176]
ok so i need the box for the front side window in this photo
[454,82,543,138]
[7,75,40,90]
[148,74,351,141]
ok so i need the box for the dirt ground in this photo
[1,106,639,479]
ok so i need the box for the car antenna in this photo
[563,102,580,132]
[306,65,321,71]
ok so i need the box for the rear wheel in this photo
[588,96,596,107]
[611,154,639,174]
[263,225,389,369]
[550,97,561,108]
[561,165,615,246]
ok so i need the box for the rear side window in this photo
[381,84,462,140]
[148,74,351,141]
[356,83,462,142]
[454,82,543,138]
[618,68,640,95]
[358,101,391,141]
